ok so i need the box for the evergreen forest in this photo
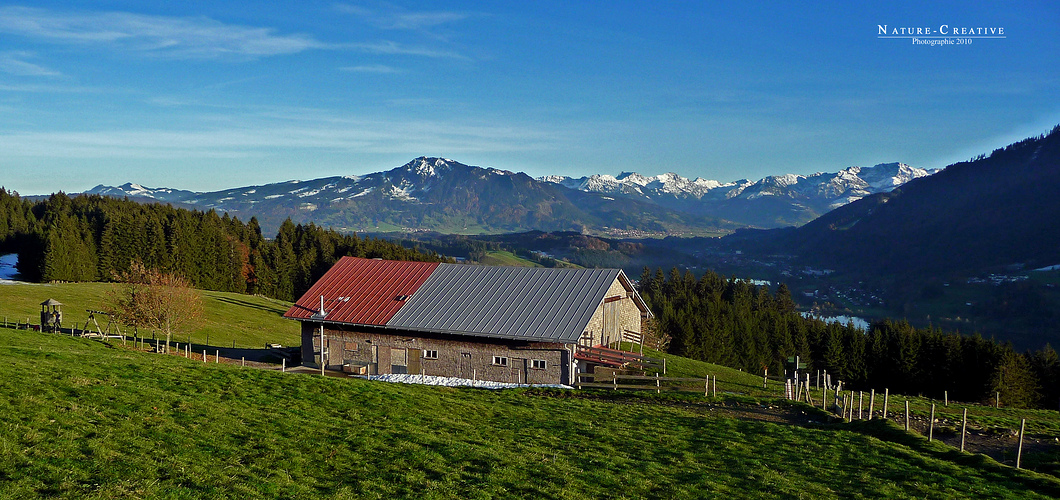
[638,267,1060,410]
[0,190,447,302]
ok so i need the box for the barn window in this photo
[492,355,508,366]
[531,359,547,370]
[423,350,438,359]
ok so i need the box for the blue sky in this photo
[1,1,1057,194]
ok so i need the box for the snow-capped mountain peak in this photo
[85,183,197,202]
[83,157,941,233]
[537,162,939,227]
[398,156,458,178]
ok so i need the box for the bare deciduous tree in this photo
[109,261,203,353]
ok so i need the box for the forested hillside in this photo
[770,126,1060,277]
[639,267,1060,409]
[0,190,447,301]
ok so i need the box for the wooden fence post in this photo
[929,403,936,441]
[1017,418,1026,469]
[241,356,245,367]
[996,392,1000,409]
[904,400,910,431]
[763,367,768,389]
[282,358,286,372]
[822,387,828,411]
[944,390,948,407]
[215,350,219,363]
[883,389,890,420]
[202,350,206,362]
[859,391,864,420]
[869,389,875,420]
[705,376,709,397]
[656,373,660,394]
[613,372,618,391]
[961,408,968,452]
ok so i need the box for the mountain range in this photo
[87,158,731,236]
[541,162,938,227]
[85,158,934,235]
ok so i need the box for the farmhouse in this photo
[283,257,652,385]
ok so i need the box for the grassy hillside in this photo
[0,282,297,349]
[478,250,543,267]
[3,330,1060,498]
[634,343,1060,447]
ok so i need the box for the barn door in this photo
[459,352,472,378]
[602,300,620,348]
[408,349,422,375]
[391,348,408,374]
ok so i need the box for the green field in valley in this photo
[477,250,543,267]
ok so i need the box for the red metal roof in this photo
[283,257,439,326]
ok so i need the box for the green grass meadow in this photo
[2,283,1060,497]
[477,250,542,267]
[0,282,297,349]
[2,330,1060,498]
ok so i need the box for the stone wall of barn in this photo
[300,322,571,385]
[580,276,644,348]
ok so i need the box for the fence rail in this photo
[575,372,718,394]
[574,345,665,372]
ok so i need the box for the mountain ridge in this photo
[748,125,1060,277]
[85,158,935,234]
[85,157,732,236]
[540,162,939,227]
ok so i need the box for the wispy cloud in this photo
[0,82,102,93]
[0,119,564,161]
[0,6,329,59]
[0,6,470,61]
[0,51,61,76]
[346,40,467,59]
[335,4,473,31]
[340,64,402,74]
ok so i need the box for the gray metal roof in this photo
[386,264,624,343]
